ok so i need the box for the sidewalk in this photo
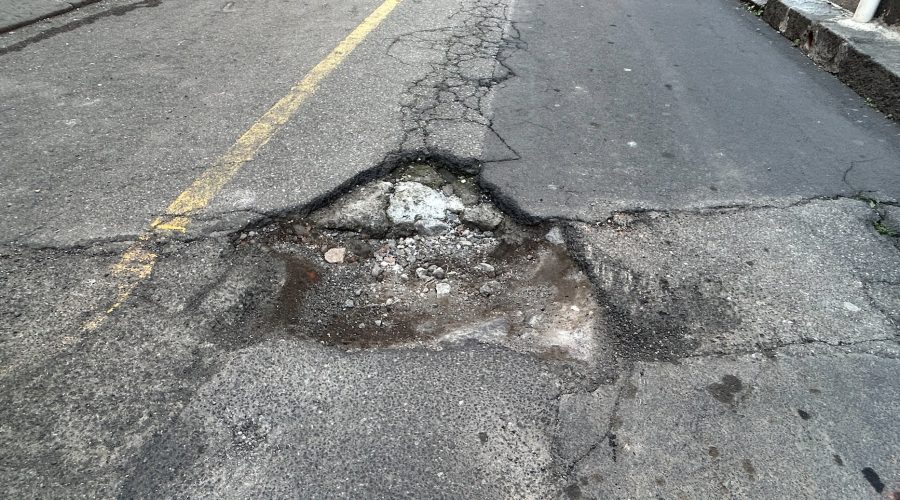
[0,0,98,33]
[757,0,900,118]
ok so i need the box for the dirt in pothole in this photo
[237,163,600,364]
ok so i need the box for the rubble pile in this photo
[241,163,600,364]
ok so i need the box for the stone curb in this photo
[0,0,101,34]
[759,0,900,118]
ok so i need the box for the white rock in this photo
[324,247,346,264]
[436,282,452,297]
[387,182,448,223]
[446,195,465,213]
[843,301,861,312]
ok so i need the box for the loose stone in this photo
[324,247,346,263]
[474,262,495,275]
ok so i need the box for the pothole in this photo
[238,162,600,364]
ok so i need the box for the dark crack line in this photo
[562,364,635,480]
[683,337,900,361]
[390,0,523,160]
[0,0,163,56]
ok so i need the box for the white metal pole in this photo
[853,0,882,22]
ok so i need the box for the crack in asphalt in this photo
[559,363,635,483]
[389,0,523,161]
[0,0,163,56]
[682,337,900,360]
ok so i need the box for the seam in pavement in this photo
[0,0,104,35]
[4,192,894,253]
[0,0,161,55]
[682,337,900,360]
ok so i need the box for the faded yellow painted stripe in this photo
[81,234,158,332]
[81,0,402,332]
[154,0,402,232]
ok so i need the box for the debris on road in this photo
[239,162,600,364]
[323,247,346,264]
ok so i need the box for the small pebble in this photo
[324,247,346,263]
[474,262,495,275]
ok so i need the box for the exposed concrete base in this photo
[761,0,900,118]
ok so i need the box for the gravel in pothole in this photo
[238,163,599,363]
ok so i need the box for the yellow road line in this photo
[82,0,403,332]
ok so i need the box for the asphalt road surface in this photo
[1,0,899,498]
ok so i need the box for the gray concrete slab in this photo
[569,199,900,360]
[569,346,900,498]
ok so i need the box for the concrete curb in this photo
[0,0,101,34]
[759,0,900,118]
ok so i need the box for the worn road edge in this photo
[757,0,900,118]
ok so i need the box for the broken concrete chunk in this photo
[461,203,504,230]
[324,247,346,264]
[388,182,464,235]
[479,280,501,296]
[310,181,392,235]
[446,195,465,213]
[387,182,448,224]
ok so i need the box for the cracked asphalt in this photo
[1,0,899,497]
